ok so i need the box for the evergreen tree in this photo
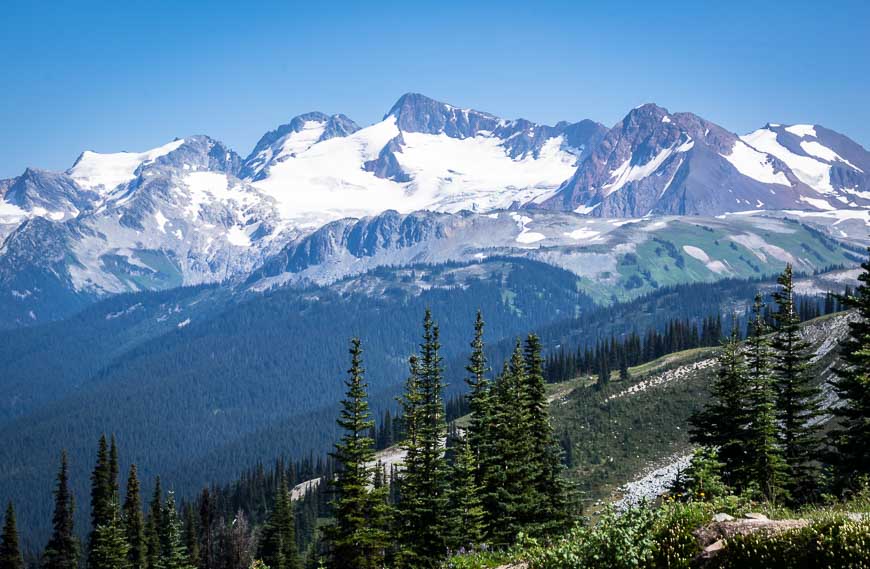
[832,246,870,487]
[325,338,386,569]
[771,264,824,500]
[690,324,751,489]
[745,293,787,502]
[123,464,146,569]
[88,434,113,567]
[198,489,214,569]
[464,311,493,483]
[522,334,568,535]
[396,310,450,567]
[145,477,163,569]
[161,493,193,569]
[669,447,728,501]
[43,451,80,569]
[90,500,131,569]
[183,507,200,569]
[0,502,23,569]
[444,436,484,550]
[109,436,120,504]
[259,475,298,569]
[485,343,536,544]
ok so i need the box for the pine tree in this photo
[88,434,113,567]
[161,493,193,569]
[771,264,824,500]
[522,334,568,535]
[325,338,386,569]
[464,310,492,477]
[0,502,23,569]
[123,464,146,569]
[396,310,450,567]
[183,507,200,569]
[145,477,163,569]
[43,451,80,569]
[690,324,752,489]
[745,293,787,502]
[90,500,131,569]
[198,489,214,569]
[832,246,870,488]
[444,436,484,550]
[259,475,298,569]
[485,342,536,544]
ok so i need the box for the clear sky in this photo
[1,0,868,178]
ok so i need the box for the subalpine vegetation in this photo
[448,249,870,568]
[2,250,869,568]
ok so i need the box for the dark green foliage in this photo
[771,264,824,499]
[484,342,536,544]
[0,502,23,569]
[42,452,79,569]
[88,434,124,569]
[183,506,199,569]
[160,494,193,569]
[744,294,787,503]
[464,311,492,486]
[258,476,298,569]
[123,465,146,569]
[89,503,130,569]
[444,436,485,551]
[690,327,751,489]
[325,338,388,569]
[145,477,162,569]
[396,310,451,567]
[523,334,569,535]
[669,447,729,501]
[832,247,870,488]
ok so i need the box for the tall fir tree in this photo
[745,293,787,502]
[183,507,200,569]
[771,264,824,500]
[109,436,120,505]
[326,338,387,569]
[396,310,450,567]
[90,499,131,569]
[485,342,536,544]
[464,310,493,479]
[258,475,299,569]
[161,493,193,569]
[444,436,485,550]
[145,477,163,569]
[198,489,214,569]
[123,464,146,569]
[88,434,113,567]
[522,334,568,535]
[43,451,80,569]
[690,324,752,489]
[0,502,23,569]
[832,246,870,487]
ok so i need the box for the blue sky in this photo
[1,0,868,178]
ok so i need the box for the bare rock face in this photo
[695,518,811,559]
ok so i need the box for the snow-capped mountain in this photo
[241,93,605,229]
[1,92,868,328]
[539,103,864,217]
[742,123,870,208]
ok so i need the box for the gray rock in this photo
[712,513,734,522]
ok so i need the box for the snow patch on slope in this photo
[722,140,790,186]
[70,139,185,191]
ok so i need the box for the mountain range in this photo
[1,93,869,328]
